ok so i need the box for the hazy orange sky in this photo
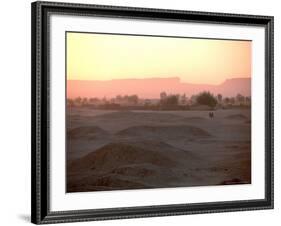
[67,32,251,85]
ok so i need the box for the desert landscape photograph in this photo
[66,32,252,193]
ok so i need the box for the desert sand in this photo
[67,108,251,192]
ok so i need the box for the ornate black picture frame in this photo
[31,1,274,224]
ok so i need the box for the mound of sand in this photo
[67,141,201,192]
[225,114,248,120]
[67,126,108,140]
[110,163,158,177]
[93,111,184,122]
[182,116,207,122]
[90,175,147,189]
[68,173,150,192]
[116,125,211,140]
[69,141,196,172]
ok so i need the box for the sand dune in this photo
[181,117,207,123]
[117,125,211,140]
[67,141,203,192]
[67,126,109,140]
[93,111,184,123]
[69,141,197,171]
[225,114,248,120]
[70,111,198,133]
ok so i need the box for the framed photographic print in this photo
[31,1,274,224]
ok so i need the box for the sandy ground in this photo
[66,108,251,192]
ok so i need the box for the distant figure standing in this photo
[209,112,214,119]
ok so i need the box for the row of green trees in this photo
[68,95,139,106]
[196,92,218,108]
[159,91,217,108]
[68,92,250,108]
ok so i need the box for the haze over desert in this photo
[67,77,251,99]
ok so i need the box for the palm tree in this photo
[217,94,222,103]
[82,97,88,105]
[160,91,167,100]
[74,97,82,105]
[236,93,245,104]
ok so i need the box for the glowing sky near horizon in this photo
[66,32,251,85]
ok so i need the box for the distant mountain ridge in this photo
[67,77,251,98]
